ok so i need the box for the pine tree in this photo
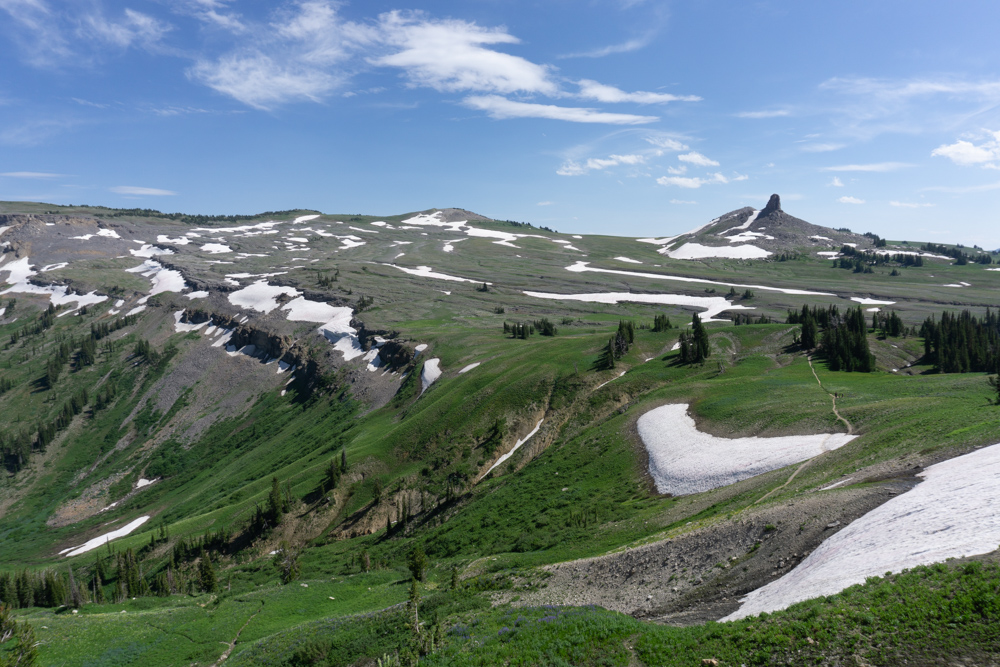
[407,545,427,582]
[198,548,218,593]
[267,476,284,525]
[690,314,710,363]
[340,449,348,474]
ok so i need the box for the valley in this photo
[1,196,999,666]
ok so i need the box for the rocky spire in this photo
[760,194,781,216]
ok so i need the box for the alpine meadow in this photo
[2,1,1000,665]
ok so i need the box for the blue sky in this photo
[2,0,1000,246]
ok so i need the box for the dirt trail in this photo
[807,355,853,434]
[754,357,854,505]
[212,601,263,666]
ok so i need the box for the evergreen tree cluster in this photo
[920,309,1000,374]
[821,306,876,372]
[837,245,924,269]
[0,568,88,609]
[922,242,993,265]
[731,313,773,326]
[532,318,557,336]
[316,268,339,288]
[2,381,100,473]
[652,314,673,332]
[98,206,315,225]
[676,314,710,364]
[863,231,888,247]
[872,310,905,338]
[503,322,534,339]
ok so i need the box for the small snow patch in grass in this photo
[614,257,642,264]
[524,290,749,322]
[421,358,442,394]
[62,516,150,557]
[135,478,155,488]
[850,297,895,305]
[484,419,543,476]
[186,290,209,300]
[459,362,480,374]
[130,244,173,258]
[637,403,855,496]
[157,235,190,245]
[201,243,233,254]
[386,264,490,284]
[293,214,320,224]
[820,477,853,491]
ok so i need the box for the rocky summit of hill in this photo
[677,194,873,254]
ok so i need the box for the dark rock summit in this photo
[760,194,782,217]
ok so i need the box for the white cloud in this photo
[822,162,913,172]
[922,181,1000,194]
[657,173,729,189]
[110,186,176,196]
[537,201,553,206]
[890,201,933,208]
[375,11,556,95]
[576,80,700,104]
[801,143,845,153]
[736,110,790,119]
[669,199,696,204]
[829,176,844,187]
[678,151,719,167]
[188,1,372,109]
[0,0,73,65]
[464,96,657,125]
[80,8,170,49]
[931,131,1000,168]
[645,136,689,151]
[0,171,64,178]
[182,0,246,33]
[666,165,686,175]
[821,77,1000,102]
[838,196,865,204]
[557,153,647,176]
[559,35,653,59]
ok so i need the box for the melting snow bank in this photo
[0,257,107,312]
[850,297,895,306]
[421,358,442,393]
[724,442,1000,621]
[664,243,771,260]
[484,419,543,476]
[523,291,751,322]
[565,262,834,297]
[126,260,187,296]
[385,264,491,284]
[459,362,480,374]
[637,404,856,496]
[61,516,150,557]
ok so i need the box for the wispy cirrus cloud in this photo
[576,80,700,104]
[838,196,865,204]
[801,143,845,153]
[464,96,657,125]
[1,171,65,178]
[677,151,718,167]
[657,172,744,189]
[557,153,647,176]
[110,185,176,196]
[736,109,790,119]
[559,35,653,59]
[890,201,933,208]
[822,162,913,172]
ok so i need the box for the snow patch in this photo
[523,290,750,322]
[421,358,442,393]
[186,291,209,300]
[850,297,895,305]
[126,260,186,295]
[62,516,150,557]
[725,442,1000,620]
[228,281,299,313]
[459,362,480,374]
[565,262,833,296]
[386,264,490,284]
[614,257,643,264]
[484,419,543,476]
[637,404,856,496]
[664,242,771,260]
[201,243,233,254]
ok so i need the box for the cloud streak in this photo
[822,162,913,172]
[110,186,177,196]
[464,96,657,125]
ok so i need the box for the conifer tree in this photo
[198,548,218,593]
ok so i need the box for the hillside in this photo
[1,197,1000,666]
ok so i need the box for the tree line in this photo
[920,309,1000,374]
[789,305,875,372]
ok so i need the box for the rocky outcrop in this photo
[760,194,782,217]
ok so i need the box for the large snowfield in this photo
[725,441,1000,620]
[636,404,856,496]
[523,290,751,322]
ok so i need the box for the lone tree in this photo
[407,545,427,582]
[989,375,1000,405]
[198,548,217,593]
[273,541,301,584]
